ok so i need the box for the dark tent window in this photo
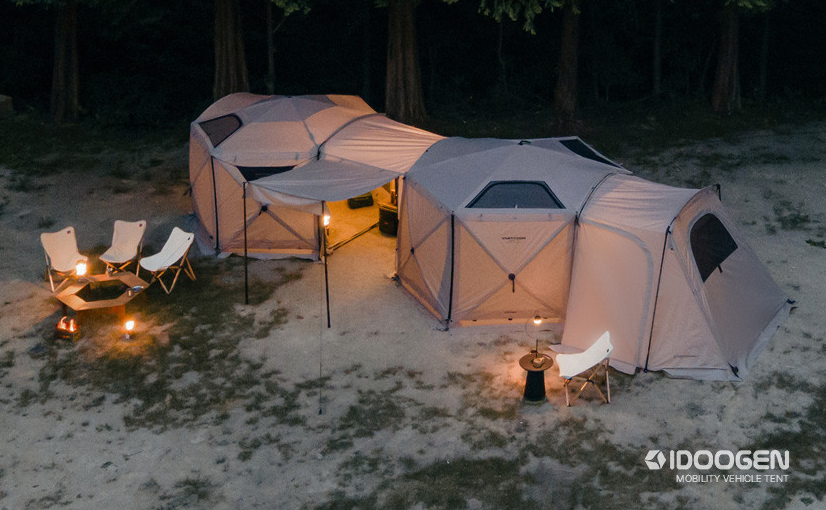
[237,166,295,181]
[199,114,242,147]
[559,139,620,168]
[467,181,563,209]
[690,213,738,282]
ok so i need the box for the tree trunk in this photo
[652,0,662,97]
[758,11,769,102]
[496,21,508,95]
[51,0,79,123]
[385,0,426,123]
[214,0,249,101]
[711,2,740,114]
[266,1,275,95]
[553,0,580,133]
[362,0,372,102]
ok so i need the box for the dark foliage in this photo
[0,0,824,126]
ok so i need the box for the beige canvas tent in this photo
[561,175,792,380]
[189,93,442,259]
[397,137,627,326]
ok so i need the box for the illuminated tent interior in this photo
[189,93,442,259]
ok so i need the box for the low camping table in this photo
[519,352,553,402]
[54,272,148,319]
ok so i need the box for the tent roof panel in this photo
[406,137,619,211]
[321,114,444,173]
[581,174,699,233]
[250,159,398,203]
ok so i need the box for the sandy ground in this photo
[0,121,825,509]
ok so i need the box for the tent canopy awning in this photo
[250,159,399,203]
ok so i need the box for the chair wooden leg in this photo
[564,379,571,407]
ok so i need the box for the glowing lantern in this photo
[55,316,81,340]
[124,319,135,340]
[75,262,88,276]
[533,315,542,325]
[323,213,331,227]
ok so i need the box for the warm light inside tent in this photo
[75,262,87,276]
[533,315,542,325]
[323,213,331,227]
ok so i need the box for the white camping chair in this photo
[40,226,88,292]
[555,331,613,406]
[138,227,196,294]
[100,220,146,274]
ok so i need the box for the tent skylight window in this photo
[690,213,738,282]
[199,114,242,147]
[559,138,620,168]
[237,166,295,181]
[467,181,563,209]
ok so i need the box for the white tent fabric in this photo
[398,137,625,326]
[251,160,400,203]
[561,175,790,380]
[321,114,445,173]
[195,94,375,167]
[189,93,443,260]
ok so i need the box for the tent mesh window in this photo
[690,213,738,282]
[199,114,242,147]
[237,166,295,181]
[467,181,563,209]
[559,139,620,168]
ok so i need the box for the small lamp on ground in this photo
[55,316,81,340]
[124,319,135,340]
[75,261,88,277]
[519,314,553,402]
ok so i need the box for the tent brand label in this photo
[500,236,526,243]
[645,449,790,479]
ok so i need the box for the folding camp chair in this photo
[100,220,146,274]
[40,226,88,292]
[554,331,613,406]
[138,227,196,294]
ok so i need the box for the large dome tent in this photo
[396,137,627,326]
[189,93,442,259]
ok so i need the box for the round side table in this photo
[519,351,554,402]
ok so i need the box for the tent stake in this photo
[243,182,249,305]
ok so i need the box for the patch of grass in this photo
[0,114,186,176]
[774,200,812,231]
[33,256,305,430]
[0,350,14,379]
[381,458,536,510]
[531,416,682,508]
[7,175,45,193]
[158,476,214,508]
[756,384,826,509]
[805,239,826,249]
[37,216,55,229]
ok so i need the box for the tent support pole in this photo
[644,225,672,372]
[445,214,455,330]
[243,182,249,305]
[209,157,220,254]
[321,201,331,329]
